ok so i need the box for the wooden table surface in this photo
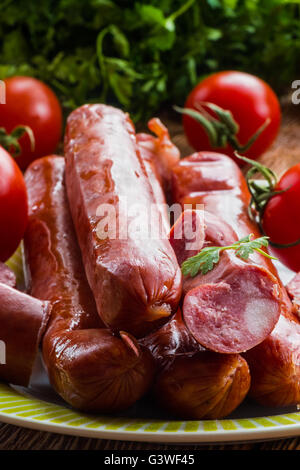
[1,96,300,451]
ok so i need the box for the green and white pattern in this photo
[1,247,299,443]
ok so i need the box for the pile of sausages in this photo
[1,104,300,419]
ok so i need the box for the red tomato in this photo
[0,76,62,170]
[262,164,300,273]
[0,146,28,261]
[183,71,281,165]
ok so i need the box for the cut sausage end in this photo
[0,283,52,386]
[183,265,282,354]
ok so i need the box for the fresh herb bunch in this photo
[1,0,300,122]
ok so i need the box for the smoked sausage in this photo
[141,308,204,370]
[154,352,250,420]
[24,155,155,413]
[142,309,251,419]
[64,104,182,338]
[0,282,51,386]
[169,210,281,354]
[171,151,300,407]
[171,152,291,295]
[244,312,300,407]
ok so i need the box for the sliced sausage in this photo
[172,152,287,281]
[171,151,300,407]
[0,283,51,386]
[170,209,282,353]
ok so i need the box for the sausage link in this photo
[64,104,182,337]
[0,283,51,386]
[172,152,291,295]
[142,310,250,419]
[170,210,281,354]
[142,215,252,419]
[244,314,300,407]
[154,352,250,420]
[171,151,300,407]
[141,309,204,370]
[24,155,155,413]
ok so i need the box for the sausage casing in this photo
[24,155,155,412]
[171,151,300,407]
[64,104,182,337]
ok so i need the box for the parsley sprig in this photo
[181,234,277,277]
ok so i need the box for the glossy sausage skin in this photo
[244,313,300,407]
[142,310,250,419]
[168,209,205,266]
[154,352,250,420]
[24,156,155,413]
[171,152,300,407]
[172,152,256,239]
[0,282,51,386]
[64,105,182,338]
[141,309,204,369]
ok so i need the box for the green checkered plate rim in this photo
[1,246,299,443]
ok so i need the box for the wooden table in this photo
[1,97,300,451]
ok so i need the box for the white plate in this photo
[0,380,299,443]
[1,247,299,444]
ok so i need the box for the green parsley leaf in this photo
[181,234,277,277]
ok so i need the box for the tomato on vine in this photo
[237,154,300,273]
[0,76,62,170]
[176,71,281,166]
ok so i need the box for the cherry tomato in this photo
[0,76,62,170]
[0,146,28,261]
[183,71,281,165]
[262,163,300,273]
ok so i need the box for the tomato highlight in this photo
[181,71,281,166]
